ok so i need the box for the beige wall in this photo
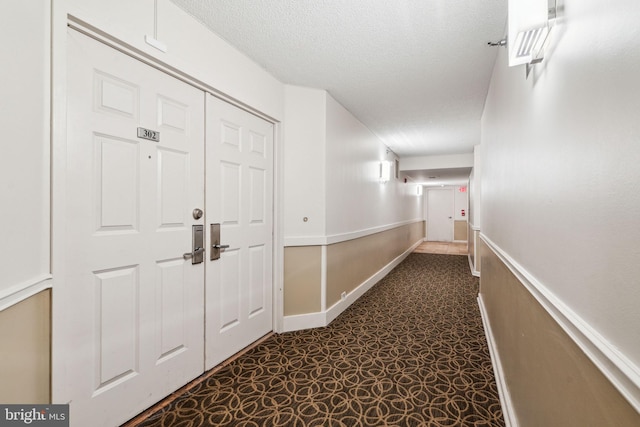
[479,242,640,426]
[326,222,423,308]
[284,222,424,317]
[454,220,467,241]
[284,246,322,316]
[0,290,51,403]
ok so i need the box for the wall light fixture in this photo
[508,0,557,69]
[379,161,391,184]
[510,25,551,67]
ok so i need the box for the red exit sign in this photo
[459,186,467,192]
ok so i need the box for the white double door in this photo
[205,95,274,369]
[56,30,273,426]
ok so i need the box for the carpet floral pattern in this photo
[131,253,504,426]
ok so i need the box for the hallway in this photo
[125,253,503,426]
[414,241,469,256]
[2,2,640,425]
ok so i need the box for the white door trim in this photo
[51,15,284,404]
[64,15,279,125]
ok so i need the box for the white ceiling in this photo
[170,0,507,161]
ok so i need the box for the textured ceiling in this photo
[170,0,507,158]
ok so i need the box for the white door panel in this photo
[248,245,267,317]
[55,30,205,427]
[427,189,454,242]
[206,95,274,369]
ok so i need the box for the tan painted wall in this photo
[284,222,424,316]
[326,222,423,308]
[479,242,640,426]
[284,246,322,316]
[454,220,467,241]
[0,290,51,403]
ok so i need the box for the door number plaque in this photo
[137,127,160,142]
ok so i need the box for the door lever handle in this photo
[183,247,205,259]
[185,225,205,264]
[210,223,227,261]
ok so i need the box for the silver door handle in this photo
[186,225,205,264]
[183,247,205,259]
[210,223,227,261]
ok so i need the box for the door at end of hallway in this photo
[426,189,454,242]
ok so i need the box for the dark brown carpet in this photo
[130,253,504,426]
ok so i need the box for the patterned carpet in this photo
[129,253,504,426]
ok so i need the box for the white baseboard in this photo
[282,239,422,333]
[478,295,519,427]
[468,254,480,277]
[282,311,327,332]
